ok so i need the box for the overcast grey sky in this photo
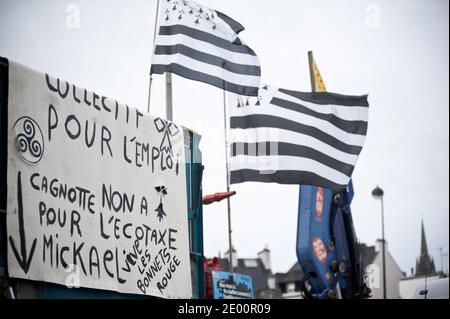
[0,0,448,275]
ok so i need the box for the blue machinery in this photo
[0,57,205,299]
[296,182,370,299]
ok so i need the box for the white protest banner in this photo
[6,60,192,298]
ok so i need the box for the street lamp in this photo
[372,186,387,299]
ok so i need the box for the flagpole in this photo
[308,51,317,92]
[166,73,173,121]
[147,0,161,114]
[223,90,233,273]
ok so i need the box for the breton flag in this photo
[229,86,369,192]
[151,0,261,96]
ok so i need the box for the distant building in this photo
[399,221,445,299]
[221,246,276,299]
[415,220,437,277]
[273,263,305,299]
[360,240,406,299]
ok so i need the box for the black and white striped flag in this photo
[151,0,261,96]
[229,86,369,191]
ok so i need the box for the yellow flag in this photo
[309,52,327,93]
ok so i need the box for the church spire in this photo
[415,219,437,277]
[421,220,429,258]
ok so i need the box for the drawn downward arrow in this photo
[8,171,37,274]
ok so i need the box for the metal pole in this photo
[166,72,173,121]
[308,51,317,92]
[424,260,428,300]
[223,90,233,273]
[147,0,161,114]
[381,196,387,299]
